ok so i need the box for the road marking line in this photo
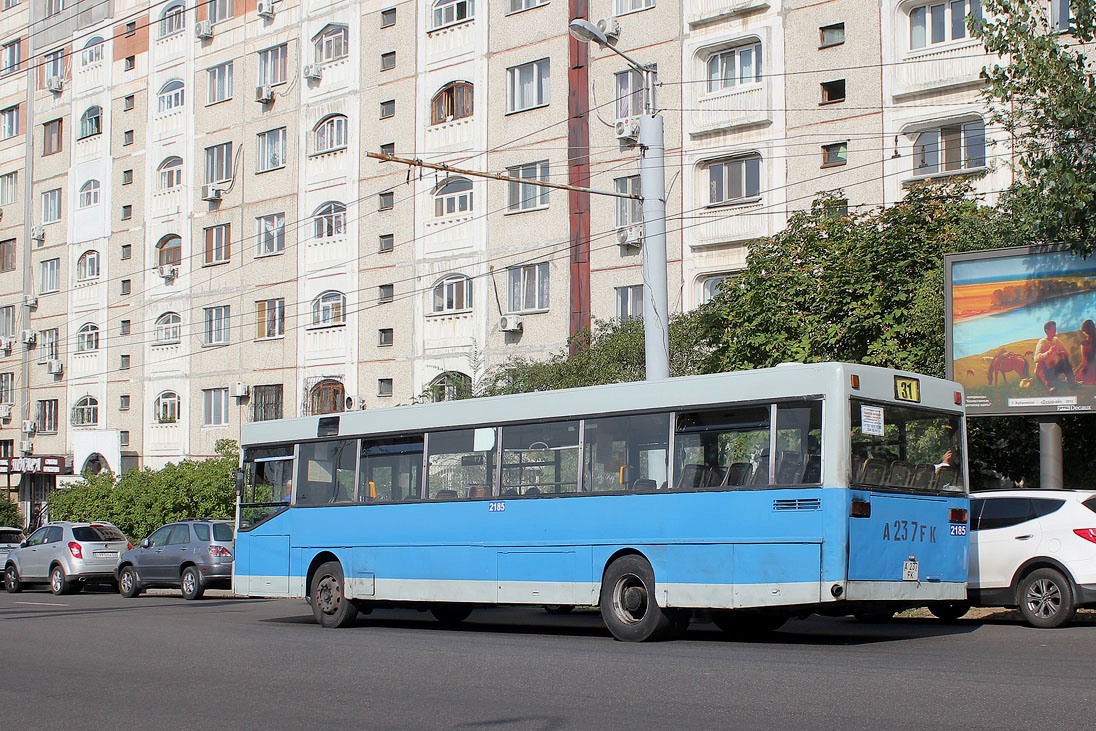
[15,601,69,607]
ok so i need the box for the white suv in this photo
[968,489,1096,628]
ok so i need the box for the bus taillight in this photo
[954,391,962,405]
[850,500,871,518]
[949,508,968,524]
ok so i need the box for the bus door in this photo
[236,447,294,596]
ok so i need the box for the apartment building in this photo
[0,0,1010,523]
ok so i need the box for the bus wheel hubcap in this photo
[616,577,647,622]
[317,576,341,614]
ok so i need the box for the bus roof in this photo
[241,362,963,447]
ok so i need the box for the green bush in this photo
[0,496,21,528]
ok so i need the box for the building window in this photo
[615,69,645,119]
[124,20,136,35]
[431,0,474,30]
[120,279,131,295]
[257,127,286,172]
[706,42,762,93]
[379,142,394,155]
[313,202,346,238]
[121,244,131,260]
[160,3,185,37]
[157,235,182,266]
[157,80,185,114]
[43,119,62,154]
[820,22,845,47]
[379,191,394,210]
[508,0,548,12]
[120,431,130,447]
[913,120,986,176]
[700,274,730,303]
[78,180,101,208]
[378,328,394,346]
[41,188,61,223]
[43,49,64,79]
[0,106,17,139]
[119,354,130,370]
[155,312,181,344]
[378,379,394,397]
[39,328,58,361]
[123,95,134,111]
[507,161,549,212]
[122,169,133,185]
[0,239,13,272]
[72,396,99,427]
[380,7,396,27]
[1,39,21,76]
[0,306,11,336]
[433,177,472,217]
[313,115,348,153]
[79,106,102,139]
[36,400,58,434]
[256,213,285,255]
[203,388,229,426]
[380,51,396,71]
[508,262,549,312]
[706,154,762,206]
[256,298,284,338]
[76,250,99,281]
[122,129,134,145]
[204,306,230,345]
[379,233,394,252]
[208,62,233,104]
[155,391,180,423]
[76,322,99,352]
[204,224,231,265]
[1051,0,1071,31]
[507,59,550,113]
[308,379,344,415]
[431,82,473,125]
[614,0,654,14]
[0,171,15,204]
[909,0,982,50]
[822,142,848,167]
[124,55,135,70]
[0,372,12,403]
[431,275,472,314]
[380,99,395,118]
[614,175,642,229]
[119,394,130,411]
[209,0,232,24]
[205,142,233,183]
[379,284,394,303]
[820,79,846,104]
[81,37,104,66]
[258,44,288,86]
[159,157,183,190]
[314,24,348,63]
[616,285,643,319]
[251,384,283,422]
[120,320,130,336]
[311,291,346,326]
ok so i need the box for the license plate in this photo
[903,560,919,581]
[94,551,118,558]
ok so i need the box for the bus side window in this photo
[297,440,356,506]
[359,437,425,503]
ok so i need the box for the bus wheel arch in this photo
[305,551,341,600]
[599,552,676,642]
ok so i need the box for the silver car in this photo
[116,520,234,600]
[0,526,24,563]
[4,521,130,595]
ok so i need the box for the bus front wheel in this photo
[310,561,358,629]
[600,555,674,642]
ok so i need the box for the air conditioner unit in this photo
[617,224,644,248]
[229,382,250,398]
[256,0,275,19]
[30,225,44,242]
[195,20,214,38]
[19,329,35,345]
[0,337,11,351]
[47,359,63,375]
[19,440,32,454]
[201,184,222,201]
[303,64,323,81]
[0,404,11,419]
[499,314,524,333]
[45,76,64,93]
[21,419,36,434]
[255,84,274,103]
[614,117,641,142]
[23,295,37,308]
[157,265,179,280]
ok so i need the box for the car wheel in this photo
[4,564,21,593]
[1018,568,1076,629]
[430,604,474,625]
[928,601,970,622]
[49,565,71,596]
[712,609,787,638]
[599,554,674,642]
[309,561,358,628]
[118,566,142,598]
[180,566,205,600]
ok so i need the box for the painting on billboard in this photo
[945,245,1096,416]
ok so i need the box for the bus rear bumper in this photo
[843,580,966,602]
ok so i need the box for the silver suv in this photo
[115,519,234,600]
[0,526,24,563]
[4,522,130,594]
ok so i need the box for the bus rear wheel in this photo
[310,561,358,628]
[600,555,674,642]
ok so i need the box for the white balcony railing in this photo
[152,107,185,141]
[690,201,774,247]
[304,235,352,273]
[147,422,182,452]
[424,117,474,155]
[426,20,475,64]
[889,42,990,98]
[687,0,770,26]
[304,325,349,363]
[690,84,770,135]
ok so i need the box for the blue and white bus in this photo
[234,362,970,641]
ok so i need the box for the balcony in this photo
[421,215,476,257]
[74,61,106,93]
[151,188,183,217]
[147,422,182,453]
[687,0,770,26]
[72,280,103,309]
[152,108,185,141]
[74,132,106,162]
[424,117,474,155]
[304,325,349,363]
[148,342,183,376]
[426,20,475,65]
[423,312,476,351]
[153,31,186,67]
[305,235,353,274]
[305,148,348,184]
[690,84,770,136]
[70,351,101,379]
[689,201,774,247]
[888,41,990,99]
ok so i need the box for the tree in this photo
[974,0,1096,254]
[0,496,21,528]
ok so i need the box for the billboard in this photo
[945,245,1096,416]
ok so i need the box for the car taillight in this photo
[208,545,232,557]
[68,542,83,559]
[1073,529,1096,544]
[126,542,133,551]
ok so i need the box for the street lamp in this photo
[569,18,670,381]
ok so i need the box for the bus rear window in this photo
[850,400,964,493]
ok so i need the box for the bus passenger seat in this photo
[632,478,657,492]
[677,464,706,489]
[705,466,726,488]
[525,487,541,496]
[724,463,752,486]
[502,488,519,497]
[468,484,489,499]
[801,455,822,483]
[858,459,887,485]
[434,489,458,500]
[910,464,935,489]
[775,452,805,484]
[885,461,913,488]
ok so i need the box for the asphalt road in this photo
[1,588,1091,730]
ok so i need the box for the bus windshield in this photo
[850,400,964,493]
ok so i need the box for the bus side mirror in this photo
[235,467,245,496]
